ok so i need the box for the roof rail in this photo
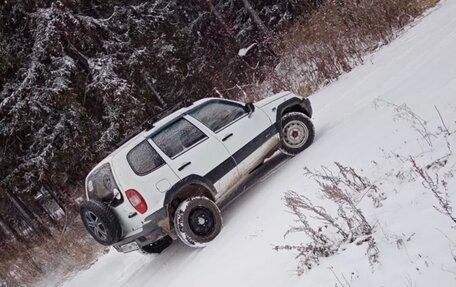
[115,102,187,149]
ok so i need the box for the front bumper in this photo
[113,208,169,253]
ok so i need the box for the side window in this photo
[127,141,165,175]
[189,101,246,133]
[152,118,207,159]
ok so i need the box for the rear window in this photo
[86,164,122,206]
[127,141,165,175]
[152,118,207,158]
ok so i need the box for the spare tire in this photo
[80,200,121,245]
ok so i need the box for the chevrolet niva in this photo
[80,92,314,253]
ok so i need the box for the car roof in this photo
[96,98,226,165]
[151,97,212,129]
[91,97,246,174]
[146,97,242,134]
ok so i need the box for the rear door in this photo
[111,138,180,235]
[149,117,239,196]
[188,99,278,177]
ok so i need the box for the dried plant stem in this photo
[410,157,456,224]
[276,163,380,274]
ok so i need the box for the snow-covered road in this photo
[55,1,456,286]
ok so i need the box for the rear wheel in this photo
[80,200,121,246]
[279,112,315,156]
[174,196,222,247]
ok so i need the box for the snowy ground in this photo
[51,1,456,286]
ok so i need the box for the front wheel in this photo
[279,112,315,156]
[174,196,222,248]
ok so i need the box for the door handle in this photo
[222,133,234,142]
[178,162,191,171]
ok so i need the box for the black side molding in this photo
[163,175,218,207]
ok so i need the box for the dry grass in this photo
[0,213,105,287]
[376,101,456,224]
[0,0,441,285]
[413,0,440,11]
[275,163,381,275]
[264,0,440,96]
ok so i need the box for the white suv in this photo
[80,92,314,253]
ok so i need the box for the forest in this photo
[0,0,319,240]
[0,0,322,284]
[0,0,435,285]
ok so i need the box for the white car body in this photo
[84,91,312,252]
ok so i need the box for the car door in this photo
[149,116,239,196]
[111,137,180,235]
[188,99,279,178]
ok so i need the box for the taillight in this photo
[126,189,148,214]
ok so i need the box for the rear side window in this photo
[127,141,165,175]
[86,164,123,206]
[152,118,207,158]
[189,101,246,133]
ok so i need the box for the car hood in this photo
[254,91,292,108]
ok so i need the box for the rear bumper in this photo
[113,208,169,253]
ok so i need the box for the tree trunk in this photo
[239,0,268,34]
[43,182,66,213]
[3,189,35,225]
[205,0,233,36]
[0,214,16,241]
[2,188,52,236]
[143,71,166,108]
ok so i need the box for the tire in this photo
[80,200,121,246]
[279,112,315,156]
[174,196,222,248]
[140,236,173,254]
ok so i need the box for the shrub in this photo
[275,163,380,275]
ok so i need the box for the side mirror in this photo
[245,102,255,116]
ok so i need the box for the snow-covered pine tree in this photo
[0,0,320,241]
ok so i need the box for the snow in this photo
[238,43,257,57]
[54,1,456,286]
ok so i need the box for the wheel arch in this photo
[163,175,217,228]
[276,97,313,137]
